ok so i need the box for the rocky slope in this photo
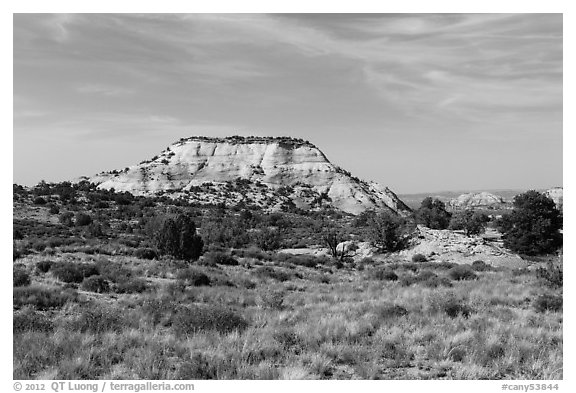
[83,136,411,215]
[448,191,507,210]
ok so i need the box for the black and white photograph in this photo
[9,3,569,389]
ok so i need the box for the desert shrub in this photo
[238,278,257,289]
[13,286,77,310]
[13,308,54,333]
[176,268,211,286]
[419,261,458,270]
[203,251,239,266]
[48,204,60,214]
[367,211,412,252]
[471,260,492,272]
[498,190,562,255]
[59,212,74,227]
[33,196,47,205]
[442,299,473,318]
[370,267,398,281]
[253,227,282,251]
[259,290,285,310]
[532,294,562,313]
[153,213,204,261]
[277,254,331,269]
[14,268,31,287]
[174,353,218,380]
[35,260,54,273]
[115,278,149,294]
[415,197,451,229]
[411,253,428,262]
[254,266,292,282]
[133,248,158,260]
[95,260,133,283]
[80,276,110,293]
[75,212,92,227]
[536,259,563,289]
[448,265,478,281]
[400,270,452,288]
[60,303,129,334]
[172,305,248,335]
[231,248,272,261]
[376,304,408,319]
[52,262,99,283]
[449,210,489,236]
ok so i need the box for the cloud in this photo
[75,84,134,96]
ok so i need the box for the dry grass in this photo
[13,252,562,380]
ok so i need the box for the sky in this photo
[13,13,563,194]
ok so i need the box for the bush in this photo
[58,212,74,227]
[253,228,282,251]
[153,213,204,261]
[443,299,473,318]
[471,260,492,272]
[370,267,398,281]
[133,248,158,260]
[259,290,285,309]
[172,305,248,335]
[52,262,99,283]
[35,260,53,273]
[14,268,31,287]
[61,303,129,334]
[415,197,451,229]
[95,260,133,283]
[115,278,148,294]
[533,294,562,313]
[498,190,562,255]
[376,304,408,319]
[448,265,478,281]
[254,266,292,282]
[411,253,427,262]
[13,308,54,333]
[449,210,489,236]
[75,212,92,227]
[176,268,211,286]
[536,259,563,289]
[367,211,412,252]
[80,276,110,293]
[33,196,47,205]
[13,286,77,310]
[203,251,239,266]
[48,204,60,214]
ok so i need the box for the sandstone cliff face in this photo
[448,191,506,210]
[85,136,410,215]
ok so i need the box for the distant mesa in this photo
[81,135,411,215]
[448,191,507,210]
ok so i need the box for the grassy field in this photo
[13,251,562,380]
[12,182,562,380]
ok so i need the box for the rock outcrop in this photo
[83,136,411,215]
[545,187,563,209]
[448,191,507,210]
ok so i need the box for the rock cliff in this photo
[83,136,411,215]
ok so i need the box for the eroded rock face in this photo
[545,187,563,209]
[449,192,506,210]
[84,136,411,215]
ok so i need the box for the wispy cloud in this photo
[75,84,134,96]
[13,13,562,192]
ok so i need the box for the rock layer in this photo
[84,136,410,215]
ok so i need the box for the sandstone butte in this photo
[82,136,412,216]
